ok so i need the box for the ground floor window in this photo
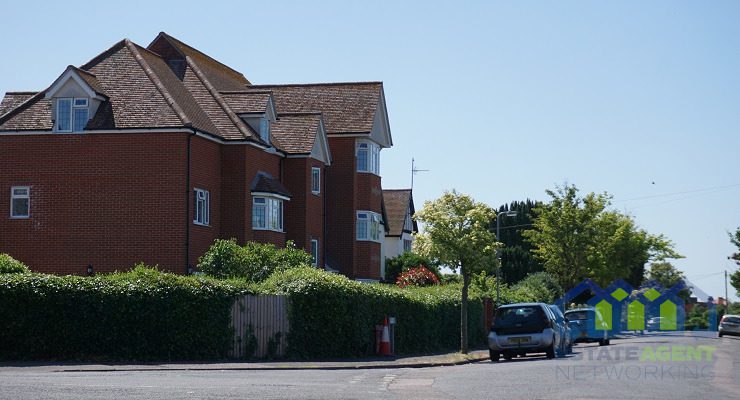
[253,195,284,232]
[193,188,210,226]
[311,239,319,266]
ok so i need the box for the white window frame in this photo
[193,188,210,226]
[311,167,321,195]
[356,211,381,242]
[10,186,30,219]
[311,239,319,267]
[56,97,89,133]
[356,140,380,175]
[252,195,284,232]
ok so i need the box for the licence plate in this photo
[508,336,531,344]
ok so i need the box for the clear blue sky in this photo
[2,1,738,300]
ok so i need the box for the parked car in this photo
[549,304,573,355]
[488,303,563,361]
[565,307,612,346]
[646,316,664,331]
[719,314,740,337]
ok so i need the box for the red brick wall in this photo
[283,157,325,267]
[244,147,282,243]
[355,169,382,279]
[325,137,357,277]
[188,135,221,269]
[0,132,188,274]
[220,145,247,243]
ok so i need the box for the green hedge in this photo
[260,267,484,358]
[0,265,250,361]
[0,253,30,274]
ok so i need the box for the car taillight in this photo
[543,315,552,329]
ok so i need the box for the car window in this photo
[495,306,544,327]
[549,305,565,320]
[565,311,590,320]
[724,316,740,324]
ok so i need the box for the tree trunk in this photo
[460,270,470,354]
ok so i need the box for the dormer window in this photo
[56,97,89,132]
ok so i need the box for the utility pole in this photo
[726,270,729,306]
[411,158,429,191]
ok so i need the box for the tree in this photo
[415,190,498,354]
[494,200,544,284]
[731,228,740,295]
[645,261,691,301]
[523,184,681,290]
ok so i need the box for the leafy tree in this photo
[198,239,312,282]
[415,190,498,353]
[494,200,544,284]
[384,252,438,283]
[731,228,740,295]
[645,261,691,301]
[523,184,681,290]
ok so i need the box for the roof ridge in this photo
[125,39,192,127]
[155,32,250,84]
[184,56,256,141]
[250,81,383,88]
[80,39,128,71]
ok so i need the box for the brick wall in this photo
[188,135,221,269]
[0,132,188,274]
[283,157,325,267]
[325,137,357,277]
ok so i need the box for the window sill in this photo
[253,227,285,233]
[193,221,210,227]
[311,191,321,196]
[356,170,380,176]
[10,216,30,219]
[356,238,382,244]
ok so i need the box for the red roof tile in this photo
[270,113,322,154]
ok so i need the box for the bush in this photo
[198,239,312,282]
[260,267,484,358]
[396,266,440,288]
[0,254,30,274]
[509,272,563,304]
[0,265,251,361]
[384,252,439,282]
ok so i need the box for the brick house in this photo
[0,33,392,281]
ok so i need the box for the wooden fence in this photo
[230,295,289,358]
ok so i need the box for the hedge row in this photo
[0,266,251,361]
[260,267,484,358]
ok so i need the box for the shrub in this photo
[261,267,484,358]
[0,265,251,361]
[198,239,312,282]
[384,252,438,282]
[396,266,440,288]
[0,254,30,274]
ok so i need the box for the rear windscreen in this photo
[724,316,740,324]
[495,306,544,327]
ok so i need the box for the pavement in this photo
[0,349,491,373]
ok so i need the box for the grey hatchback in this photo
[488,302,562,361]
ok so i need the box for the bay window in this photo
[253,195,284,231]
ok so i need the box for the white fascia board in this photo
[44,68,101,100]
[250,191,291,201]
[369,89,392,148]
[309,119,332,165]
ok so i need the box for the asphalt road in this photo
[1,333,738,399]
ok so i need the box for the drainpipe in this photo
[185,129,195,274]
[323,165,328,269]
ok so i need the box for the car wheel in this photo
[599,339,610,346]
[546,338,556,359]
[567,343,573,354]
[490,349,500,362]
[503,352,513,361]
[718,332,723,338]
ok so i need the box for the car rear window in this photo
[565,311,589,320]
[495,306,544,327]
[723,316,740,324]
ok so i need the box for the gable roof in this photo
[383,189,417,237]
[251,82,384,135]
[0,92,37,117]
[270,113,322,154]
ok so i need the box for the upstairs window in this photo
[253,196,283,232]
[357,211,381,242]
[193,188,210,226]
[56,98,89,132]
[10,186,30,218]
[356,141,380,175]
[311,167,321,195]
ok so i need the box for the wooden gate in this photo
[230,295,289,358]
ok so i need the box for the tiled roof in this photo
[251,82,382,134]
[148,32,250,91]
[251,173,292,198]
[270,113,322,154]
[72,67,108,98]
[383,189,415,237]
[0,92,37,117]
[220,91,272,114]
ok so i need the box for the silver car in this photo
[719,314,740,337]
[488,302,562,361]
